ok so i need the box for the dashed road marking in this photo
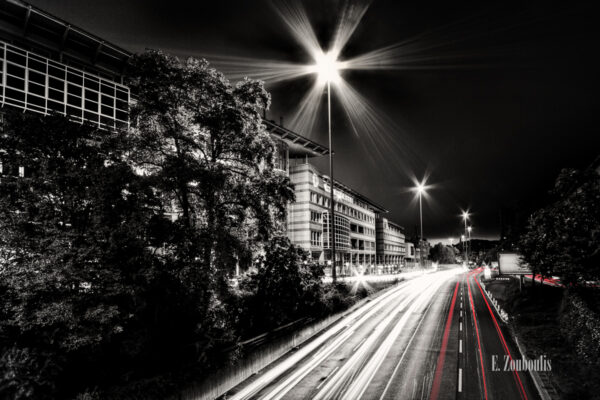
[459,339,462,353]
[458,368,463,392]
[460,322,463,331]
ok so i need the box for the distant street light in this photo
[462,211,470,263]
[467,226,473,263]
[312,51,342,283]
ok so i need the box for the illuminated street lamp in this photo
[462,211,469,262]
[415,181,426,266]
[467,226,473,264]
[312,51,342,283]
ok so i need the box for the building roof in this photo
[0,0,131,79]
[264,119,329,157]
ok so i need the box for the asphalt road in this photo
[224,266,541,400]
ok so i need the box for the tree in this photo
[126,51,295,370]
[238,237,324,335]
[127,51,294,276]
[430,243,457,264]
[520,168,600,284]
[0,112,164,399]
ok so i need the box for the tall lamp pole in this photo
[416,182,426,267]
[327,80,336,282]
[467,226,472,264]
[462,211,469,264]
[312,51,341,283]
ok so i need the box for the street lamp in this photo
[313,51,342,283]
[462,211,469,263]
[415,181,426,267]
[467,226,472,264]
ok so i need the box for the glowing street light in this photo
[310,50,343,284]
[461,211,470,263]
[467,226,473,263]
[414,180,427,267]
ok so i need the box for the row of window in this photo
[310,211,321,223]
[351,239,376,251]
[350,223,375,236]
[310,230,322,247]
[0,41,129,130]
[309,191,375,224]
[384,244,406,253]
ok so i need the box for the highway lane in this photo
[226,267,462,400]
[459,269,540,400]
[224,266,542,400]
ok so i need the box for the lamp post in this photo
[462,211,469,264]
[313,51,342,283]
[467,226,472,264]
[416,182,426,267]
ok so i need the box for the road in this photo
[224,266,541,400]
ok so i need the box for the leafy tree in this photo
[126,50,296,374]
[520,168,600,284]
[238,237,324,335]
[0,112,165,398]
[127,51,294,279]
[430,243,457,264]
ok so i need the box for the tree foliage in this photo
[520,168,600,283]
[429,243,457,264]
[238,237,324,335]
[0,113,165,398]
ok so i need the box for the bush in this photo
[560,291,600,367]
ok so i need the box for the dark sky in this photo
[29,0,600,243]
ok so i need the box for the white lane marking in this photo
[316,366,339,390]
[459,339,462,353]
[460,301,463,308]
[458,368,463,392]
[353,338,367,352]
[459,322,463,331]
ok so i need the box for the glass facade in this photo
[322,212,350,251]
[0,41,129,130]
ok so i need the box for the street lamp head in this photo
[416,182,425,195]
[462,211,469,220]
[312,51,342,85]
[468,226,472,233]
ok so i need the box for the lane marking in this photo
[458,368,462,392]
[429,281,460,400]
[459,322,462,331]
[316,366,339,390]
[352,338,367,352]
[459,339,462,353]
[467,276,488,400]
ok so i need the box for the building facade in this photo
[375,216,406,271]
[286,161,389,274]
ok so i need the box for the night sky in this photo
[28,0,600,243]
